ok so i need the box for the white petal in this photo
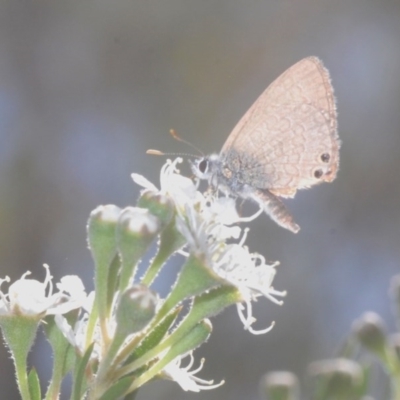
[131,173,158,191]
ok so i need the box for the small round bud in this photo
[352,312,387,356]
[137,191,175,227]
[308,358,363,398]
[117,207,162,291]
[118,207,161,237]
[88,205,123,319]
[87,205,122,262]
[260,371,299,400]
[90,204,122,223]
[115,284,158,335]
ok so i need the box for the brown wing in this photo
[220,57,340,198]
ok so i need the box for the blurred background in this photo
[0,0,399,399]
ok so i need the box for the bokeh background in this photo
[0,0,399,399]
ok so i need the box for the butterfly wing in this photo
[220,57,340,198]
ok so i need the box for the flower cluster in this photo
[0,158,284,399]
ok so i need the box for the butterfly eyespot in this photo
[321,153,330,163]
[198,159,208,174]
[314,169,323,179]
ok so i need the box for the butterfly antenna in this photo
[169,129,204,156]
[146,149,199,158]
[147,129,204,159]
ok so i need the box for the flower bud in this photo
[352,312,387,357]
[137,191,175,227]
[115,284,157,336]
[260,371,299,400]
[117,207,161,291]
[308,358,363,398]
[87,205,121,267]
[88,205,122,319]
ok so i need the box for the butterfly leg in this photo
[251,189,300,233]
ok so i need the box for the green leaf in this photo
[127,321,212,391]
[71,342,95,400]
[112,285,239,386]
[162,285,240,348]
[128,306,181,363]
[106,255,122,314]
[155,254,225,323]
[28,368,41,400]
[162,320,212,363]
[98,376,133,400]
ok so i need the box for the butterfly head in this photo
[191,154,221,184]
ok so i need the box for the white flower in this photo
[179,208,285,333]
[162,352,224,392]
[54,310,101,361]
[133,158,285,334]
[132,158,199,212]
[215,239,282,301]
[0,264,88,317]
[133,158,241,242]
[170,183,285,333]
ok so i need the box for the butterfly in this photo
[191,57,340,233]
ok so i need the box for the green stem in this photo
[141,252,164,286]
[388,355,400,400]
[14,348,32,400]
[381,346,400,400]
